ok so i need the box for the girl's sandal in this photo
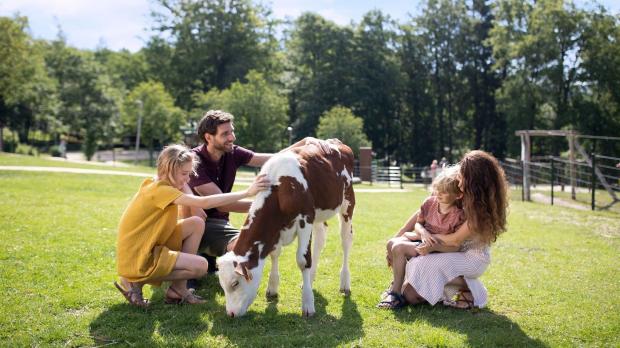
[377,291,407,309]
[114,281,149,308]
[165,286,206,305]
[443,290,475,310]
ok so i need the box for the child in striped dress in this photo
[379,165,464,309]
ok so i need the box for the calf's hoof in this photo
[266,292,279,301]
[302,308,316,317]
[340,288,351,296]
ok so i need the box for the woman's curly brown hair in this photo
[459,150,509,244]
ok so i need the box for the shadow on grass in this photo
[90,276,362,347]
[209,292,363,347]
[89,283,213,346]
[393,303,546,347]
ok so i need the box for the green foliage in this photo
[1,128,19,152]
[48,145,62,157]
[286,13,356,139]
[0,169,618,346]
[193,71,288,152]
[316,106,370,155]
[0,16,32,105]
[95,48,150,92]
[398,25,435,166]
[44,39,120,160]
[350,11,402,159]
[0,16,60,150]
[2,2,620,166]
[122,81,185,162]
[149,0,275,110]
[14,143,38,156]
[489,0,619,156]
[575,9,620,155]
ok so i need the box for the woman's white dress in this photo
[403,240,490,307]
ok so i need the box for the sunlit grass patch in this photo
[0,169,618,346]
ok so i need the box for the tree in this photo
[0,16,34,151]
[150,0,275,110]
[12,40,61,146]
[95,48,149,92]
[122,81,185,164]
[491,0,587,156]
[44,38,120,160]
[316,106,370,156]
[397,24,435,166]
[415,0,469,162]
[575,7,620,155]
[461,0,504,157]
[193,70,288,152]
[490,0,542,155]
[285,13,356,138]
[351,10,401,160]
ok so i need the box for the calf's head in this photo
[217,252,263,317]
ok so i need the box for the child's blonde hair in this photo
[431,165,462,196]
[156,144,197,185]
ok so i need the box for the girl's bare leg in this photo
[386,236,411,267]
[403,276,471,305]
[402,283,426,304]
[169,217,205,296]
[390,242,419,295]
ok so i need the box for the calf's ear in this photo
[234,263,253,282]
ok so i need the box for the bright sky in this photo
[1,0,618,52]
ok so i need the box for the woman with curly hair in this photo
[383,150,509,309]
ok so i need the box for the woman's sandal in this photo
[164,286,206,305]
[377,291,407,309]
[443,290,475,310]
[114,281,149,308]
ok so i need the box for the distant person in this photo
[58,136,67,159]
[114,144,270,307]
[380,166,465,309]
[439,157,448,169]
[430,159,439,180]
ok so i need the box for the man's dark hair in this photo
[196,110,234,144]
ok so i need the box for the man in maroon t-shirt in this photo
[188,110,273,266]
[187,110,322,288]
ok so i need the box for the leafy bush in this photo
[49,145,62,157]
[15,144,39,156]
[2,128,19,152]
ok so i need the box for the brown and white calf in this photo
[217,139,355,317]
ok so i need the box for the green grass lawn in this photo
[528,186,620,214]
[0,168,619,347]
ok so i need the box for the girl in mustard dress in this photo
[115,144,269,306]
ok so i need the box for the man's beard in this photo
[213,141,233,153]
